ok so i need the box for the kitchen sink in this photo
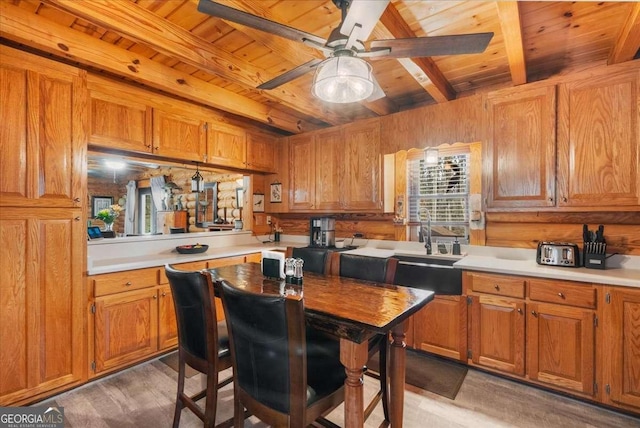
[393,255,462,295]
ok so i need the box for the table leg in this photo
[340,338,369,428]
[389,322,408,427]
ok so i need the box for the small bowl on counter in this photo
[175,244,209,254]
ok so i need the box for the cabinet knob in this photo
[494,284,500,291]
[531,310,538,316]
[548,197,553,202]
[161,292,166,297]
[146,144,152,149]
[558,292,565,299]
[74,197,81,203]
[154,146,159,151]
[125,281,132,286]
[74,216,81,221]
[562,197,567,203]
[153,294,157,299]
[517,308,522,314]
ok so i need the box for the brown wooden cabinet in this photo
[158,285,178,350]
[484,85,556,209]
[153,108,206,162]
[0,46,87,406]
[411,295,467,361]
[156,210,188,234]
[0,208,85,406]
[0,46,86,209]
[602,286,640,412]
[557,68,640,208]
[246,131,276,172]
[288,119,382,212]
[89,89,152,153]
[206,122,247,169]
[342,120,382,211]
[288,133,316,210]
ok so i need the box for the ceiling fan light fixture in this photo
[312,56,374,103]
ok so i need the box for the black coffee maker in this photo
[309,217,335,248]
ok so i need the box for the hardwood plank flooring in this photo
[38,358,639,427]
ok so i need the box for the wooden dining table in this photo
[208,262,435,428]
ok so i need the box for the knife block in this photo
[583,243,606,270]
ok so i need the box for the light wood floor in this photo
[39,357,639,428]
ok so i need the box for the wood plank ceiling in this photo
[1,0,638,135]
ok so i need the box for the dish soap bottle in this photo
[452,237,461,256]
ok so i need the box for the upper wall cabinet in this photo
[89,90,152,153]
[153,108,206,162]
[289,133,316,210]
[557,68,639,208]
[0,46,86,208]
[342,120,382,211]
[206,122,246,169]
[314,127,343,211]
[484,85,557,209]
[246,131,276,173]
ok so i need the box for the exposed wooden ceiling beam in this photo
[42,0,346,125]
[0,2,318,134]
[496,2,527,85]
[608,2,640,65]
[378,2,456,103]
[215,0,398,116]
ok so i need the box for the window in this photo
[407,151,470,244]
[138,187,157,234]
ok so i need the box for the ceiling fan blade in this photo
[370,32,494,58]
[198,0,326,46]
[340,0,390,42]
[365,74,385,102]
[257,59,322,90]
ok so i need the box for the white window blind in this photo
[407,153,470,242]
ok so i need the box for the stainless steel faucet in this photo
[418,209,432,255]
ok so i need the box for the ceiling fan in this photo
[197,0,493,103]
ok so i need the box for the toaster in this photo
[536,242,580,267]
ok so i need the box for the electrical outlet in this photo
[266,216,272,225]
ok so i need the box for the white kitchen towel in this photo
[150,175,166,211]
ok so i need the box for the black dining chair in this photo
[164,265,233,428]
[284,246,333,274]
[329,252,399,422]
[218,278,346,428]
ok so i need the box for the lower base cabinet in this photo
[602,286,640,412]
[411,295,467,361]
[90,254,261,377]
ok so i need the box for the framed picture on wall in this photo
[92,196,113,217]
[253,193,264,212]
[270,182,282,203]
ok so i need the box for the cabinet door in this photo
[207,122,246,169]
[527,302,595,396]
[246,131,276,172]
[557,69,639,207]
[315,127,343,211]
[0,47,86,208]
[89,90,152,153]
[603,286,640,410]
[153,109,205,162]
[289,134,316,210]
[412,296,467,361]
[484,85,556,209]
[158,285,178,350]
[94,288,159,373]
[469,294,525,376]
[0,208,84,405]
[342,120,382,211]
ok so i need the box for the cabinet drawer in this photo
[529,278,596,309]
[158,261,209,284]
[469,272,526,298]
[93,268,159,297]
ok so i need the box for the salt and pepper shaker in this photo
[293,258,304,285]
[284,258,295,284]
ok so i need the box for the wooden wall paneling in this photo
[485,212,640,255]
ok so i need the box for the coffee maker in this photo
[309,217,335,248]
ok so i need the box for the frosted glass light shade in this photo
[312,56,374,103]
